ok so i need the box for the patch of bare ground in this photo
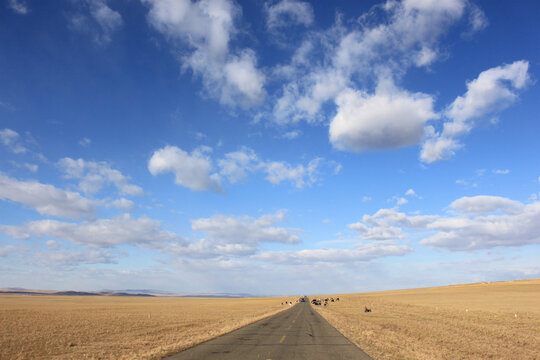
[0,295,290,359]
[314,279,540,360]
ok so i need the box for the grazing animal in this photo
[364,306,372,313]
[336,297,340,301]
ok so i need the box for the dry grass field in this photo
[314,279,540,360]
[0,295,290,359]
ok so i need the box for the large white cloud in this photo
[0,173,95,219]
[9,214,185,248]
[143,0,266,108]
[33,249,118,268]
[329,80,438,151]
[450,195,523,215]
[423,201,540,250]
[446,61,529,124]
[192,211,301,245]
[350,196,540,251]
[150,145,334,191]
[148,145,222,192]
[158,211,301,259]
[58,158,143,196]
[271,0,467,125]
[252,242,412,265]
[421,60,530,163]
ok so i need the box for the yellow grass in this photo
[314,279,540,360]
[0,295,290,359]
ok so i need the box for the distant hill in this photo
[0,289,155,297]
[0,288,255,298]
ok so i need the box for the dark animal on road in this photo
[364,306,371,313]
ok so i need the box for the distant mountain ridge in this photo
[0,289,155,297]
[0,288,256,298]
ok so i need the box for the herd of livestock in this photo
[280,296,340,307]
[281,296,372,312]
[310,297,339,306]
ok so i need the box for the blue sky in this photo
[1,0,539,295]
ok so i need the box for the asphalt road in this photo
[164,299,373,360]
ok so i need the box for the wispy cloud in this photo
[7,0,29,15]
[421,61,530,163]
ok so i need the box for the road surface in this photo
[164,299,372,359]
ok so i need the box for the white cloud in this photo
[446,60,529,126]
[109,198,135,211]
[0,245,18,257]
[423,201,540,250]
[361,208,439,229]
[282,130,301,139]
[217,147,259,184]
[222,50,266,106]
[0,173,95,219]
[152,145,331,191]
[90,0,123,35]
[58,158,143,196]
[148,145,222,192]
[192,211,300,245]
[79,138,92,147]
[396,197,408,205]
[263,158,321,188]
[162,211,301,259]
[421,60,530,163]
[450,195,523,215]
[466,2,488,35]
[493,169,510,175]
[23,163,38,172]
[271,0,467,125]
[405,188,417,197]
[33,249,117,268]
[252,242,412,265]
[12,214,185,248]
[349,196,540,251]
[7,0,28,14]
[68,0,123,44]
[143,0,266,108]
[10,161,38,173]
[265,0,314,29]
[0,128,28,154]
[329,80,438,152]
[413,46,437,67]
[349,222,405,240]
[420,135,461,163]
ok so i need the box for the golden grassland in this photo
[314,279,540,360]
[0,295,291,359]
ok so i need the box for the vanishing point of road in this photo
[165,299,373,360]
